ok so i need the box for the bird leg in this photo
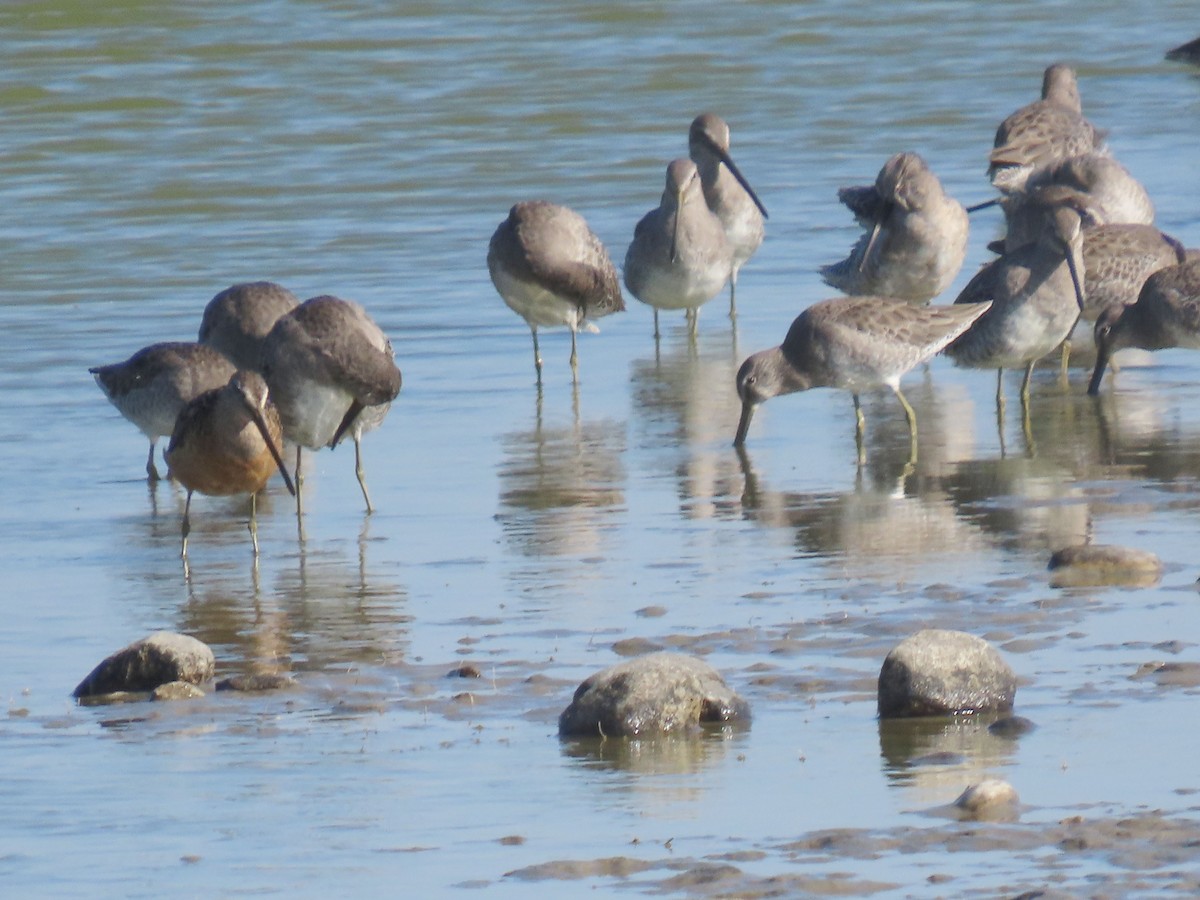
[728,270,738,321]
[569,326,579,382]
[180,490,193,560]
[852,394,867,465]
[1021,390,1036,453]
[146,442,161,483]
[531,326,543,382]
[294,446,305,516]
[248,491,260,557]
[653,309,661,340]
[994,369,1008,456]
[893,386,919,463]
[354,434,374,514]
[1019,361,1035,405]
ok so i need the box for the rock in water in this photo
[954,779,1020,821]
[73,632,215,699]
[559,652,749,738]
[1048,544,1162,587]
[215,673,296,692]
[878,629,1015,718]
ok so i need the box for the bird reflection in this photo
[735,442,988,576]
[174,525,410,677]
[630,338,746,520]
[496,389,626,558]
[1091,384,1200,482]
[731,372,1112,563]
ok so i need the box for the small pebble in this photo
[954,779,1019,820]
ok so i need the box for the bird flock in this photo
[94,62,1200,564]
[487,62,1200,462]
[92,282,401,564]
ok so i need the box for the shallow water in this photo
[4,0,1200,895]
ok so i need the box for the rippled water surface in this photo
[4,1,1200,895]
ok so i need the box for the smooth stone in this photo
[152,681,206,701]
[214,673,296,692]
[878,629,1016,719]
[73,632,215,699]
[988,715,1037,738]
[1048,544,1163,587]
[954,779,1019,821]
[558,652,750,738]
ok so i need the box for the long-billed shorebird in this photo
[733,296,991,461]
[259,295,401,514]
[988,63,1103,191]
[198,281,300,372]
[1031,153,1153,226]
[821,152,969,304]
[90,342,237,482]
[624,158,732,338]
[992,186,1183,368]
[487,201,624,383]
[1167,36,1200,64]
[688,113,768,318]
[164,370,296,561]
[946,200,1087,406]
[1089,257,1200,394]
[1079,223,1185,321]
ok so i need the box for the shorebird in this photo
[164,370,296,560]
[259,295,401,514]
[1167,36,1200,64]
[624,158,732,337]
[487,201,624,383]
[90,342,237,481]
[1078,224,1185,321]
[733,296,991,461]
[988,64,1103,191]
[821,152,969,304]
[1089,257,1200,394]
[993,155,1153,251]
[1031,153,1154,226]
[688,113,768,318]
[991,186,1183,368]
[946,200,1087,406]
[198,281,300,371]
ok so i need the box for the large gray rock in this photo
[558,652,750,738]
[877,629,1015,718]
[73,632,215,699]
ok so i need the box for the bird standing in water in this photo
[259,295,401,514]
[624,158,733,338]
[198,280,300,371]
[164,370,295,562]
[821,152,968,304]
[734,296,990,463]
[90,342,236,482]
[1089,257,1200,394]
[988,63,1103,191]
[487,200,624,383]
[687,113,768,319]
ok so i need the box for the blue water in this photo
[3,0,1200,895]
